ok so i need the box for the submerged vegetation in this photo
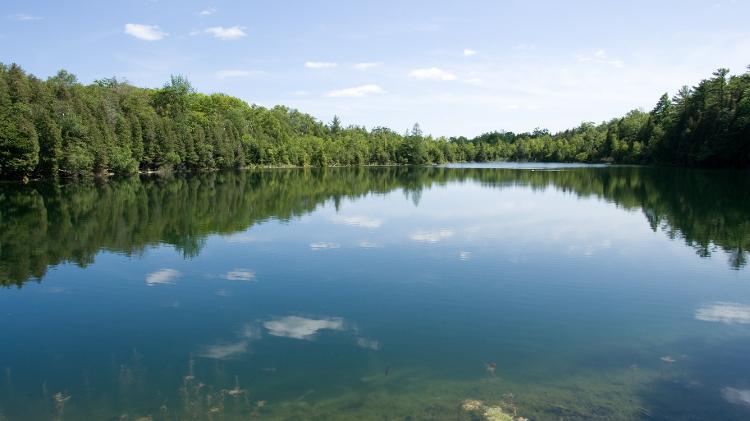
[1,165,748,287]
[0,63,749,180]
[4,347,718,420]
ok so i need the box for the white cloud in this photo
[326,85,385,98]
[146,269,180,286]
[124,23,168,41]
[223,269,255,281]
[695,302,750,324]
[205,26,246,40]
[577,50,624,68]
[263,316,345,340]
[305,61,338,69]
[464,77,484,86]
[199,340,249,359]
[409,67,457,81]
[199,8,216,16]
[9,13,43,21]
[722,387,750,407]
[215,69,262,79]
[353,62,382,70]
[463,48,477,57]
[310,242,341,250]
[410,229,455,243]
[331,215,383,228]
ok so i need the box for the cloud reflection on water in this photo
[145,269,181,286]
[355,337,381,350]
[264,316,345,340]
[410,229,455,243]
[223,269,255,281]
[310,242,341,251]
[722,387,750,407]
[199,340,249,359]
[695,302,750,324]
[331,215,383,228]
[199,322,263,360]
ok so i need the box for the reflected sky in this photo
[1,166,749,420]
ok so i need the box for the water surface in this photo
[1,165,749,420]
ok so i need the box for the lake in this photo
[1,164,749,420]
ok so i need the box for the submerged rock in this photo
[461,399,522,421]
[462,399,484,412]
[483,406,514,421]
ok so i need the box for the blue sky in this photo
[2,0,749,137]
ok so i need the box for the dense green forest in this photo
[0,63,749,179]
[2,166,748,287]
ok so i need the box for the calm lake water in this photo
[1,164,749,420]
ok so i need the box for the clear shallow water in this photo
[1,165,749,420]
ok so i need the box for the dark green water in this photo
[1,164,749,420]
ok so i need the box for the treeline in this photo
[453,67,750,167]
[2,166,748,286]
[0,63,749,179]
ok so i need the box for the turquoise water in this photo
[1,165,749,420]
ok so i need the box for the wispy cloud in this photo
[577,50,624,68]
[353,62,382,70]
[146,268,180,286]
[264,316,345,340]
[124,23,168,41]
[409,67,457,81]
[326,84,385,98]
[331,215,383,228]
[8,13,43,21]
[305,61,338,69]
[410,229,455,243]
[215,69,263,79]
[464,77,484,86]
[415,23,441,32]
[205,26,246,40]
[199,8,216,16]
[695,302,750,324]
[463,48,477,57]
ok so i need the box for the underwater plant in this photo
[485,362,497,376]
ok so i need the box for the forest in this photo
[0,63,749,179]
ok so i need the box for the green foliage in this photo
[0,63,749,179]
